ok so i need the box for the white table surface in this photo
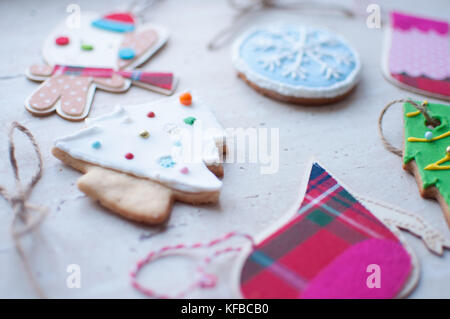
[1,0,449,298]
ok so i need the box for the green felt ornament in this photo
[402,101,450,225]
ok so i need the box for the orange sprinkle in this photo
[179,92,192,106]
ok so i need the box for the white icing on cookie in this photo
[42,12,169,69]
[54,94,226,193]
[232,23,361,99]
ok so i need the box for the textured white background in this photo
[0,0,449,298]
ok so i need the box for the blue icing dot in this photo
[173,141,182,147]
[92,141,101,149]
[159,156,176,168]
[119,48,136,60]
[237,25,358,88]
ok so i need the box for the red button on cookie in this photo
[55,36,70,46]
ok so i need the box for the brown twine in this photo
[378,99,440,157]
[207,0,355,50]
[0,122,47,298]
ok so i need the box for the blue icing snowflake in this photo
[237,25,358,88]
[159,155,176,168]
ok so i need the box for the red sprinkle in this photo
[55,36,70,46]
[147,111,155,118]
[125,153,134,160]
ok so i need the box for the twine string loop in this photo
[208,0,355,50]
[0,122,47,297]
[378,99,439,157]
[131,231,255,298]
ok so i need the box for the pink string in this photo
[130,231,255,298]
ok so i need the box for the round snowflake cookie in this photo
[232,24,361,105]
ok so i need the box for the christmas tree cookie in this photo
[52,93,226,224]
[403,101,450,225]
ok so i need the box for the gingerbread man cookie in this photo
[25,12,177,121]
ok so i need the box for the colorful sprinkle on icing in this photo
[173,140,182,147]
[81,44,94,51]
[425,131,433,140]
[408,131,450,142]
[92,141,101,149]
[179,92,192,106]
[159,156,175,168]
[119,48,135,60]
[91,12,136,33]
[180,167,189,174]
[140,130,150,138]
[406,110,421,117]
[184,116,196,125]
[147,111,155,118]
[125,153,134,160]
[425,151,450,171]
[407,101,429,118]
[55,36,69,46]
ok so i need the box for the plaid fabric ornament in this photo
[238,162,413,298]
